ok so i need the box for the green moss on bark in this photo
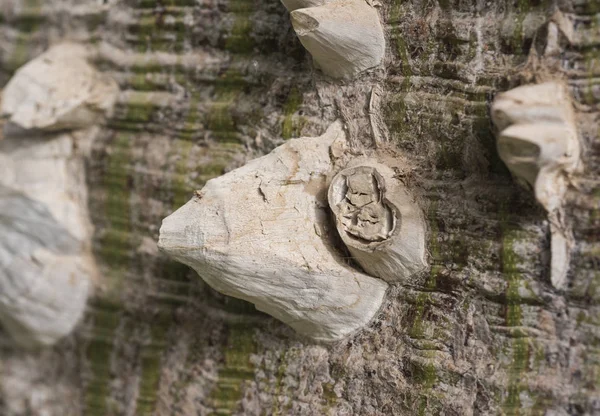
[136,314,171,415]
[208,324,257,415]
[500,207,533,415]
[5,0,41,73]
[282,87,306,139]
[85,300,122,416]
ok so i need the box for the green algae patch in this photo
[386,3,413,145]
[227,18,254,54]
[500,207,533,416]
[128,10,188,53]
[225,0,255,54]
[510,0,531,55]
[411,359,437,389]
[322,382,338,409]
[384,78,411,146]
[85,133,134,415]
[208,324,257,415]
[208,101,237,136]
[396,36,414,78]
[98,133,134,293]
[5,0,41,73]
[126,100,158,124]
[402,356,441,416]
[109,93,168,132]
[136,314,172,416]
[207,69,248,143]
[584,3,600,106]
[172,138,195,208]
[407,292,431,340]
[437,0,450,10]
[84,299,122,416]
[501,224,526,326]
[271,349,291,416]
[407,204,441,339]
[129,72,172,92]
[282,87,306,139]
[389,0,406,25]
[427,203,441,289]
[8,9,44,33]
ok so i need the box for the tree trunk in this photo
[0,0,599,415]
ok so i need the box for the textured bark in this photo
[0,0,599,415]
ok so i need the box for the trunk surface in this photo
[0,0,599,415]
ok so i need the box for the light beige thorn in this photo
[1,42,119,132]
[289,0,385,79]
[491,81,580,290]
[280,0,332,11]
[158,121,388,342]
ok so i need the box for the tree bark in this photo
[0,0,599,415]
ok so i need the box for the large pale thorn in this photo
[0,131,96,347]
[492,83,579,214]
[0,45,107,345]
[0,186,90,347]
[491,82,574,131]
[290,0,385,79]
[159,122,388,342]
[1,42,119,131]
[491,82,580,290]
[497,123,576,213]
[281,0,331,11]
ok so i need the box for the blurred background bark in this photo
[0,0,599,415]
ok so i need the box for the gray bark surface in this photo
[0,0,599,415]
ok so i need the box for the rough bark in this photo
[0,0,599,415]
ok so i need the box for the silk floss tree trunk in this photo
[0,0,599,415]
